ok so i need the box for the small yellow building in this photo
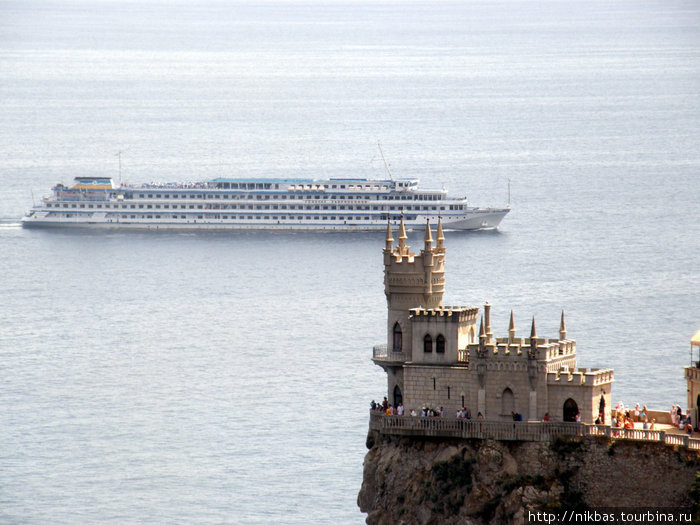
[684,330,700,423]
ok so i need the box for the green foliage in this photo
[422,453,475,515]
[477,495,502,522]
[432,455,474,489]
[687,471,700,522]
[502,474,549,493]
[557,468,587,512]
[551,436,584,457]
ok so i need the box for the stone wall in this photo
[358,431,700,525]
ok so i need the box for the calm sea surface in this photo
[1,0,699,523]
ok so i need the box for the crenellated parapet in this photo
[409,306,479,323]
[547,368,615,387]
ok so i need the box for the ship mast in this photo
[116,150,122,186]
[377,142,394,182]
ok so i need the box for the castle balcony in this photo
[685,366,700,382]
[372,344,470,366]
[372,344,408,364]
[457,348,469,364]
[544,340,576,361]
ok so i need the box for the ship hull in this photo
[21,209,509,231]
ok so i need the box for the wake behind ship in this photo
[22,176,510,231]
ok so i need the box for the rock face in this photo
[358,430,700,525]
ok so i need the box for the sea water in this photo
[1,0,699,523]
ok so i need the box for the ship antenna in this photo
[31,189,36,207]
[377,141,394,182]
[115,150,122,186]
[508,178,511,206]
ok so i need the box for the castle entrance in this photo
[393,385,403,407]
[563,398,579,422]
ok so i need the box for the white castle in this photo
[372,218,615,424]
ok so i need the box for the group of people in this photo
[369,398,485,420]
[671,404,694,434]
[612,402,655,430]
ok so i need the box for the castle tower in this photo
[384,217,445,353]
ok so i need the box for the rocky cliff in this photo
[358,430,700,525]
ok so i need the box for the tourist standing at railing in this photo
[397,403,404,416]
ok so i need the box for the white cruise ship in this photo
[22,176,509,231]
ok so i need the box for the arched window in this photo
[393,322,402,352]
[436,334,445,353]
[563,398,579,422]
[502,388,514,416]
[423,334,432,353]
[393,385,403,407]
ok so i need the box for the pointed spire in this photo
[398,214,408,254]
[529,316,537,349]
[478,316,486,350]
[508,310,516,343]
[484,302,492,344]
[436,216,445,252]
[385,220,394,252]
[530,315,537,345]
[423,219,433,251]
[559,310,567,340]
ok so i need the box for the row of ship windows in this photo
[53,213,411,221]
[48,203,448,211]
[215,182,395,191]
[114,193,444,201]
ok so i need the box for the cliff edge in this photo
[358,430,700,525]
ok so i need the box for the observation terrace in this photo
[369,412,700,451]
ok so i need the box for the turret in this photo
[559,310,567,341]
[478,316,486,351]
[424,219,433,253]
[384,221,394,252]
[435,217,445,253]
[397,215,408,255]
[530,317,537,351]
[484,302,493,344]
[383,219,446,354]
[508,310,516,344]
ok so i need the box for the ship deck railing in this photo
[368,412,700,450]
